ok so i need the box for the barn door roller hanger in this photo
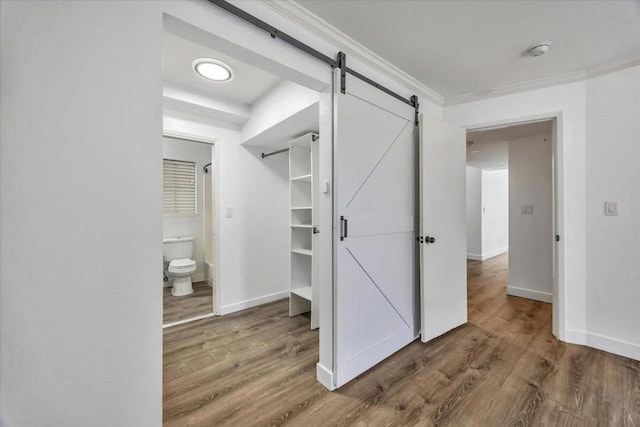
[207,0,420,125]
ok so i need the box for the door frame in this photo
[161,132,219,328]
[463,112,565,340]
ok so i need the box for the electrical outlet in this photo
[224,207,233,218]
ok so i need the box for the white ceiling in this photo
[163,32,280,105]
[466,121,552,170]
[295,0,640,101]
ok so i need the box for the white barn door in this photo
[334,76,419,388]
[419,115,467,342]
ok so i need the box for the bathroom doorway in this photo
[162,135,216,327]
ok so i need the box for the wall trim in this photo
[316,363,336,391]
[445,56,640,106]
[162,312,216,329]
[564,329,640,362]
[260,0,444,106]
[482,247,508,260]
[507,285,552,304]
[219,290,289,316]
[445,69,587,106]
[467,247,508,261]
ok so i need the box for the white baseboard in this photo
[316,363,336,391]
[483,247,508,259]
[162,312,216,329]
[219,290,289,316]
[563,328,587,345]
[507,285,552,303]
[467,247,508,261]
[565,329,640,361]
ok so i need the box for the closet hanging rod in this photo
[261,148,289,159]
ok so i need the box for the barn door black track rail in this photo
[206,0,420,125]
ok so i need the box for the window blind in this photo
[163,159,196,215]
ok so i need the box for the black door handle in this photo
[340,216,348,241]
[420,235,437,244]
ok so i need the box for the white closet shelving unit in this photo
[289,132,319,330]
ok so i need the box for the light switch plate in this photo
[521,204,533,215]
[605,201,618,216]
[224,207,233,218]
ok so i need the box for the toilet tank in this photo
[163,236,194,261]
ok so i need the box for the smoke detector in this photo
[527,41,552,57]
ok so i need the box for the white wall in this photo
[466,166,482,258]
[0,2,162,426]
[585,66,640,353]
[163,137,212,283]
[482,169,509,259]
[508,134,553,303]
[466,167,508,260]
[164,112,290,315]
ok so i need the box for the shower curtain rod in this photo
[261,148,289,159]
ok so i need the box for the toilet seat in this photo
[168,258,196,273]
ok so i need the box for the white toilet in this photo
[163,236,197,297]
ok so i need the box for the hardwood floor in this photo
[163,253,640,426]
[163,281,213,324]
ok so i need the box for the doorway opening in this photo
[465,119,556,332]
[162,137,215,327]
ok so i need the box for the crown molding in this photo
[444,69,587,106]
[444,55,640,106]
[260,0,444,106]
[585,55,640,79]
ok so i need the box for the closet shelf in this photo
[289,132,319,330]
[291,248,312,256]
[291,286,312,301]
[291,174,312,182]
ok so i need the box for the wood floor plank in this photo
[163,253,636,426]
[163,281,213,324]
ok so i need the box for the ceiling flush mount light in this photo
[526,41,552,57]
[192,58,234,82]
